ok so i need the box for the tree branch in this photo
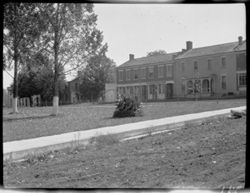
[4,69,14,79]
[4,44,14,58]
[60,64,83,76]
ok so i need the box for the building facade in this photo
[116,53,177,102]
[174,37,246,98]
[116,36,246,101]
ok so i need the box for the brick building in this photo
[116,53,177,102]
[174,37,246,98]
[116,36,246,101]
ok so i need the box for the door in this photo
[153,85,157,100]
[165,83,173,98]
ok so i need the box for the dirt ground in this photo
[4,116,246,189]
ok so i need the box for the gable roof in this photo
[234,41,246,51]
[176,41,246,59]
[118,52,178,68]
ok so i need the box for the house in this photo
[67,77,81,103]
[174,36,246,98]
[116,36,246,101]
[116,52,178,102]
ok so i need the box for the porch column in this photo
[209,78,212,94]
[192,80,195,94]
[200,78,204,94]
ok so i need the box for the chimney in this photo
[129,54,134,61]
[238,36,243,45]
[186,41,193,50]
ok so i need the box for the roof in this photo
[118,52,178,68]
[176,41,246,59]
[234,41,246,51]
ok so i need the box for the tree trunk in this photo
[29,96,33,107]
[12,4,19,114]
[52,26,59,116]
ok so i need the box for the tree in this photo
[36,3,107,115]
[147,50,167,57]
[12,52,66,106]
[4,3,45,113]
[9,50,66,107]
[79,54,116,101]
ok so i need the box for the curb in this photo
[4,106,246,162]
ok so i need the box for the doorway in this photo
[165,83,173,98]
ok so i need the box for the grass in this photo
[3,99,246,142]
[4,116,246,188]
[89,134,120,149]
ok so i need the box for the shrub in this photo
[113,96,143,118]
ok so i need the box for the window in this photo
[148,66,154,79]
[181,82,185,94]
[158,84,164,94]
[149,85,154,94]
[130,87,133,94]
[187,80,193,94]
[126,69,130,80]
[236,53,246,70]
[137,69,140,79]
[221,75,226,89]
[194,61,198,71]
[141,68,146,79]
[181,63,185,72]
[166,65,172,78]
[208,59,211,70]
[134,68,139,80]
[238,73,246,86]
[222,57,226,68]
[202,79,210,93]
[158,65,164,78]
[118,70,123,81]
[158,84,163,94]
[126,87,130,95]
[75,82,78,90]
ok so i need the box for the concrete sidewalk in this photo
[4,106,246,161]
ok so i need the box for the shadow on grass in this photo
[3,114,64,122]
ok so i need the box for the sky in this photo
[3,3,246,89]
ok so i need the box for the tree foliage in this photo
[9,53,66,105]
[79,54,116,101]
[4,3,112,110]
[32,3,108,113]
[147,50,167,57]
[36,4,107,91]
[4,3,47,112]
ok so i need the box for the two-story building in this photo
[174,36,246,98]
[116,36,246,101]
[116,53,177,101]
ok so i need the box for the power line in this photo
[4,69,14,79]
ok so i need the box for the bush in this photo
[113,96,143,118]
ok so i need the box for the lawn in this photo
[4,115,246,188]
[3,98,246,142]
